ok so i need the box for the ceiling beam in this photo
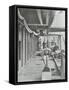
[18,19,47,26]
[37,9,43,25]
[18,20,65,32]
[48,28,65,32]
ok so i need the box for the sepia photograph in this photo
[17,7,66,83]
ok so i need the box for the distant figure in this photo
[53,45,59,52]
[43,41,46,49]
[38,38,41,50]
[51,42,59,52]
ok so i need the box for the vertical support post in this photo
[25,30,28,62]
[21,29,23,67]
[25,29,26,64]
[60,35,61,50]
[23,27,25,66]
[61,54,65,79]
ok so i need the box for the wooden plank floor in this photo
[18,55,62,82]
[18,56,45,82]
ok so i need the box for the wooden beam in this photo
[18,20,65,32]
[40,34,61,36]
[37,9,43,25]
[48,28,65,32]
[18,19,48,26]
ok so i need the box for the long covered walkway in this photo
[18,8,65,82]
[18,51,63,82]
[18,56,44,82]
